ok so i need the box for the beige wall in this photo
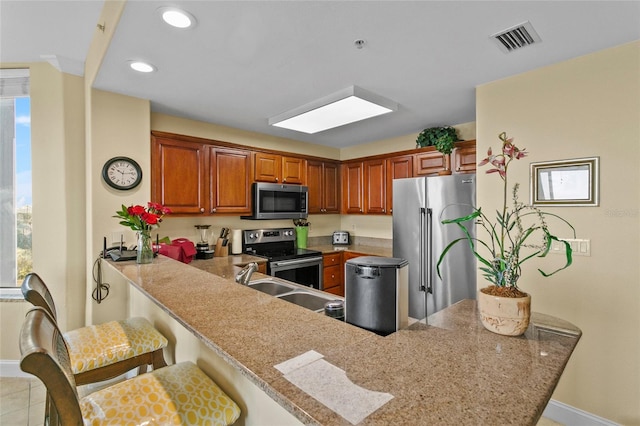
[0,62,86,360]
[340,121,476,160]
[476,41,640,424]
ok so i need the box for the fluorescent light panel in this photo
[269,86,397,134]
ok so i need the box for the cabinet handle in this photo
[200,208,205,213]
[211,208,217,213]
[275,177,279,182]
[283,179,286,183]
[331,274,335,278]
[382,209,386,213]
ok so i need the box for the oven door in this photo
[269,256,323,290]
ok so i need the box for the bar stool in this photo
[21,272,168,385]
[20,307,241,425]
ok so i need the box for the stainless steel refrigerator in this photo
[392,175,476,320]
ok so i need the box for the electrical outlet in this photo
[110,230,125,245]
[551,238,590,256]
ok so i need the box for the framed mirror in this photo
[530,157,599,206]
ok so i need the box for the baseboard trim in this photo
[0,360,31,378]
[543,399,620,426]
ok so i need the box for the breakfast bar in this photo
[105,255,581,425]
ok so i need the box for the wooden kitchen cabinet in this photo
[254,152,306,184]
[307,160,340,214]
[341,161,365,214]
[152,130,475,217]
[152,136,208,214]
[364,159,387,214]
[386,154,413,214]
[342,251,370,263]
[414,148,448,176]
[322,252,343,296]
[453,140,477,174]
[152,132,252,215]
[208,146,252,214]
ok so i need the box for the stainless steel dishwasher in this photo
[344,256,409,336]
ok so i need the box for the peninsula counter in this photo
[105,255,580,425]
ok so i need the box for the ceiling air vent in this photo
[491,21,541,53]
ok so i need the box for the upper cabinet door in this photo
[322,162,340,213]
[210,147,252,214]
[254,152,280,183]
[308,160,340,214]
[414,149,447,176]
[386,155,413,214]
[152,136,208,214]
[281,156,306,184]
[453,141,477,174]
[364,159,387,214]
[307,160,323,214]
[341,161,364,214]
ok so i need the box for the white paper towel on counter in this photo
[231,229,242,254]
[275,350,394,424]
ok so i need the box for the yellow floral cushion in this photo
[63,317,168,374]
[80,361,241,425]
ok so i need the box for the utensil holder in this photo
[214,238,229,257]
[295,226,308,248]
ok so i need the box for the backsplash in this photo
[308,235,392,249]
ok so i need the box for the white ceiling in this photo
[2,1,639,148]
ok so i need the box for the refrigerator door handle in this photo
[426,208,433,294]
[419,207,426,293]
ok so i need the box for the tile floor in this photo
[0,375,563,425]
[0,376,45,426]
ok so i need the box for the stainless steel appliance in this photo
[344,256,409,336]
[332,231,350,245]
[241,183,308,220]
[242,228,323,289]
[392,175,476,321]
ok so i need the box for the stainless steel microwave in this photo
[241,182,308,220]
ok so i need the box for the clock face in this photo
[102,157,142,190]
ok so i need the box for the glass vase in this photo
[137,231,154,264]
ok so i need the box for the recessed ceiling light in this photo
[158,7,196,29]
[129,61,156,73]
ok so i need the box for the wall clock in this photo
[102,156,142,190]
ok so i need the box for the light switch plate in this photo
[551,238,590,256]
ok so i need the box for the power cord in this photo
[92,255,110,303]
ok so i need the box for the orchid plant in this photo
[437,132,575,295]
[114,202,171,233]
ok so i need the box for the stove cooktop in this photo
[242,228,321,261]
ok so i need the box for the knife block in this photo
[213,238,229,257]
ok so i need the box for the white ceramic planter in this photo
[477,289,531,336]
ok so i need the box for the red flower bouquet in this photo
[115,202,171,232]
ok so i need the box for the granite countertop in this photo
[107,255,581,425]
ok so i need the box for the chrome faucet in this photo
[235,262,258,285]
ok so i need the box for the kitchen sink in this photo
[247,277,340,313]
[278,292,333,312]
[248,279,296,296]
